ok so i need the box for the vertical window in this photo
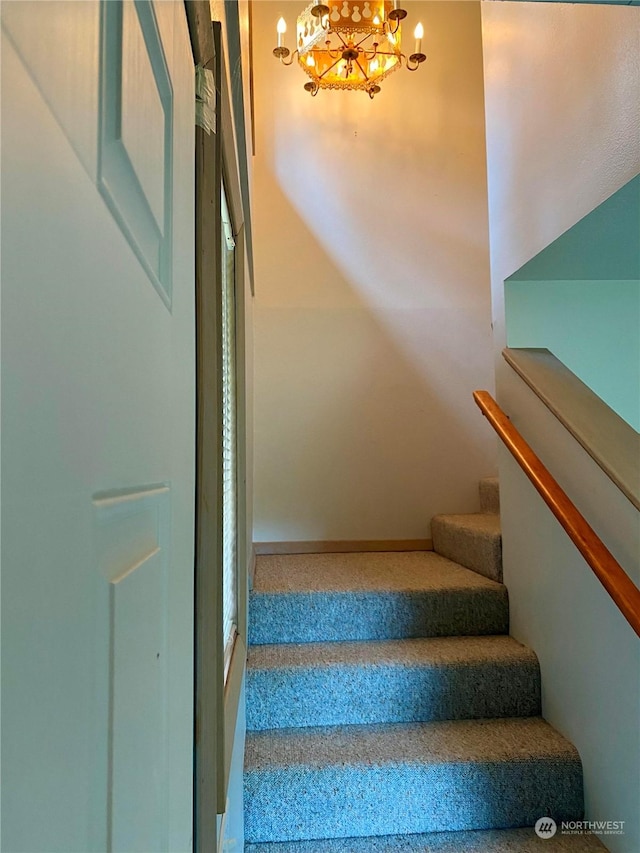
[221,183,237,681]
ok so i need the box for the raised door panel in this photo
[99,0,174,307]
[93,486,171,852]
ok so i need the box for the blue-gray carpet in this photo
[244,481,605,850]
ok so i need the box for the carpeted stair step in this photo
[245,826,608,852]
[432,513,502,583]
[246,635,540,730]
[479,476,500,514]
[244,717,584,844]
[249,552,509,645]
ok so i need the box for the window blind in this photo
[221,185,237,680]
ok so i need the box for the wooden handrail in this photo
[474,390,640,639]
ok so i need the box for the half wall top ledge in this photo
[504,175,640,431]
[503,347,640,511]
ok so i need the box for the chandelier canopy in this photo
[273,1,426,98]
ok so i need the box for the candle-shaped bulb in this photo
[414,21,424,54]
[306,53,315,67]
[277,16,287,48]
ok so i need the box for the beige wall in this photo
[482,3,640,850]
[482,0,640,371]
[252,0,495,542]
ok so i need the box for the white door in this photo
[1,2,195,850]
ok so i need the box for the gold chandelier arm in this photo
[355,56,370,81]
[383,17,401,37]
[279,49,299,67]
[404,51,426,71]
[353,30,376,50]
[319,55,345,79]
[333,30,350,50]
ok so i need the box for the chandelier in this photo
[273,1,426,99]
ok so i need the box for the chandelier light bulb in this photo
[277,16,287,48]
[413,22,424,55]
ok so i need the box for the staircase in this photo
[244,479,607,851]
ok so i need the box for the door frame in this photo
[185,3,251,849]
[215,14,249,813]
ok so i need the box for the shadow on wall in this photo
[253,187,493,542]
[252,1,496,542]
[505,175,640,431]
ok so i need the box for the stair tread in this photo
[253,551,504,593]
[245,716,579,770]
[432,513,501,536]
[245,827,607,852]
[250,552,509,644]
[248,635,537,671]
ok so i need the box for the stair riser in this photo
[431,523,502,584]
[249,590,509,645]
[244,759,583,843]
[479,478,500,514]
[247,662,540,730]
